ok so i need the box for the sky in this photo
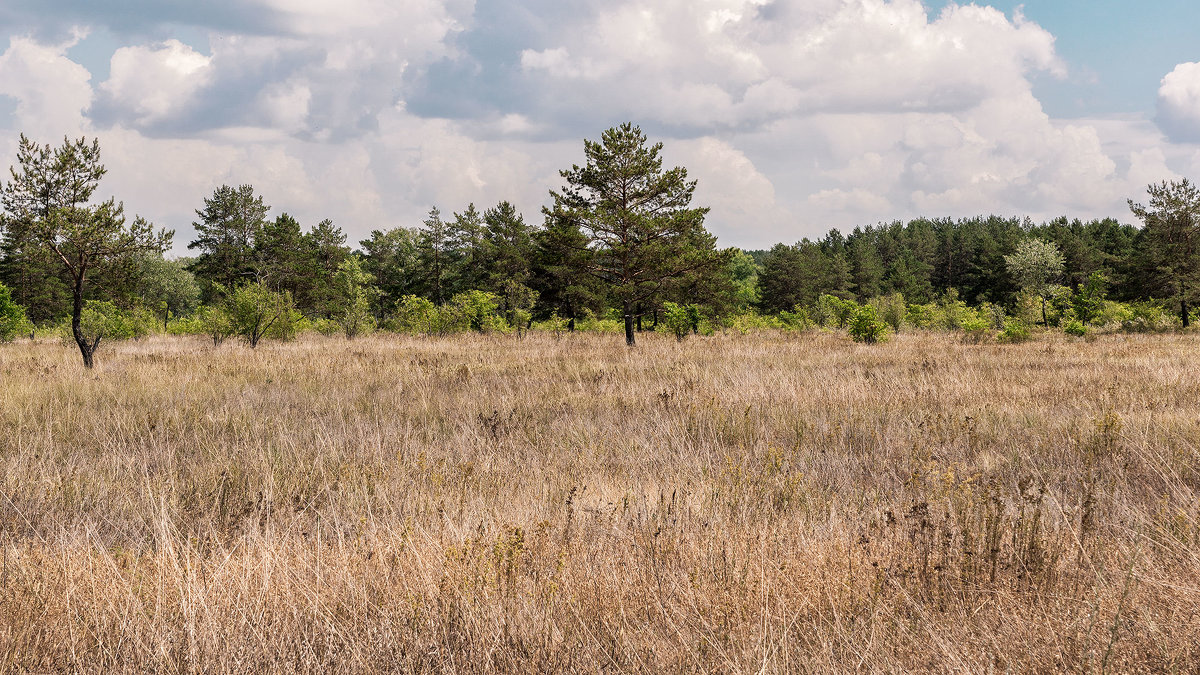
[1,0,1198,253]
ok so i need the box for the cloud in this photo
[98,40,211,125]
[1157,62,1200,143]
[3,0,1200,253]
[0,32,93,140]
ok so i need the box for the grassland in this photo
[0,330,1198,672]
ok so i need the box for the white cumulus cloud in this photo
[101,40,211,125]
[1157,62,1200,143]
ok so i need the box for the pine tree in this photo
[416,208,451,305]
[0,135,170,367]
[548,123,724,346]
[187,184,269,298]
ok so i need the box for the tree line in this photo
[2,124,1199,367]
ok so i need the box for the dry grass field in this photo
[0,330,1198,672]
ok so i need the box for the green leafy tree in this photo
[1128,178,1200,327]
[0,135,171,368]
[332,256,376,339]
[0,282,27,342]
[227,282,296,348]
[1005,239,1066,327]
[135,253,201,330]
[548,123,725,346]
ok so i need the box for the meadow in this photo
[0,330,1197,672]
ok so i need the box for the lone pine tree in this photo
[0,135,169,368]
[548,123,724,346]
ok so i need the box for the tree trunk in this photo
[70,282,97,369]
[1182,279,1190,328]
[623,301,635,346]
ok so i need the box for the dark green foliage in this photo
[548,123,726,346]
[359,227,420,321]
[416,207,452,305]
[530,212,605,325]
[0,135,170,367]
[188,185,269,297]
[1128,179,1200,327]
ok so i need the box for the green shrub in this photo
[661,302,693,341]
[905,303,942,329]
[166,312,206,336]
[939,290,971,329]
[575,309,623,333]
[1074,272,1108,325]
[777,305,813,331]
[997,319,1032,344]
[1121,301,1176,333]
[394,295,440,335]
[59,300,137,348]
[813,294,858,329]
[0,283,27,342]
[959,315,993,344]
[226,283,297,348]
[978,302,1007,329]
[1063,319,1088,337]
[311,318,342,337]
[848,305,888,343]
[533,312,570,335]
[444,290,509,334]
[870,293,907,332]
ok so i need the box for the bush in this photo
[575,309,623,333]
[311,318,342,337]
[1121,301,1176,333]
[905,303,942,329]
[58,300,138,349]
[959,315,993,344]
[997,319,1032,344]
[1074,272,1108,325]
[978,302,1007,329]
[533,312,570,335]
[661,302,693,341]
[1063,319,1088,337]
[0,283,27,342]
[939,290,971,329]
[813,294,858,329]
[848,305,888,343]
[226,283,297,348]
[393,295,440,335]
[777,305,813,331]
[444,291,509,334]
[870,293,907,332]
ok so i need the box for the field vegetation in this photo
[1,330,1198,671]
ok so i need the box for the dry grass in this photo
[0,330,1198,672]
